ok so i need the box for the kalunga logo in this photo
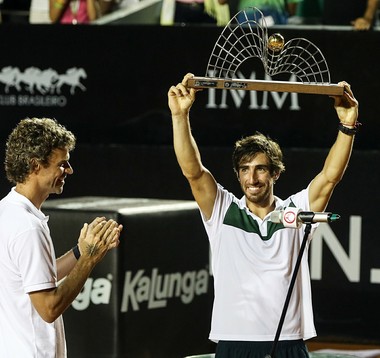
[0,66,87,107]
[71,267,210,312]
[121,267,209,312]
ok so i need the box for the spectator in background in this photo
[237,0,303,25]
[29,0,114,24]
[50,0,100,24]
[322,0,379,30]
[160,0,230,26]
[295,0,322,25]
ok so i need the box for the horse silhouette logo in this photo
[0,66,87,95]
[0,66,20,93]
[54,67,87,95]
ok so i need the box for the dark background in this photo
[0,24,379,357]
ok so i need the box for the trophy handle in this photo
[187,77,344,96]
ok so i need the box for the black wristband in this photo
[73,245,81,260]
[338,122,358,136]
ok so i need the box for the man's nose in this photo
[249,168,258,180]
[65,162,74,175]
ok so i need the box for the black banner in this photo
[0,24,379,355]
[43,197,214,358]
[0,25,378,150]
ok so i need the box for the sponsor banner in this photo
[0,26,378,150]
[43,197,214,358]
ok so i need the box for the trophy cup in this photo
[188,8,343,96]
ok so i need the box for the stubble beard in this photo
[244,183,272,208]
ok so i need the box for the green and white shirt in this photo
[202,183,317,342]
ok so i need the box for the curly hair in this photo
[232,132,285,176]
[5,117,76,184]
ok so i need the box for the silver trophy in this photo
[188,8,343,96]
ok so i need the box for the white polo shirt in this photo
[202,184,317,343]
[0,188,66,357]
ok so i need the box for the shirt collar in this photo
[9,187,49,222]
[239,194,285,221]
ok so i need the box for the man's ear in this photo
[273,172,280,183]
[30,158,40,173]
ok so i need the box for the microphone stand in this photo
[265,222,312,358]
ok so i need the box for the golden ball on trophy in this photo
[268,33,285,52]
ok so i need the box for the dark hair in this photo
[232,132,285,176]
[5,117,76,184]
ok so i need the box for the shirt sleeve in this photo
[10,226,57,294]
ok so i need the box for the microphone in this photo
[270,207,340,228]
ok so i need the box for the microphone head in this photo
[270,207,302,228]
[329,213,341,222]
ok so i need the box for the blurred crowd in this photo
[0,0,378,29]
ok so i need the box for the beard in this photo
[242,182,272,207]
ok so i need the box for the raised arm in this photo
[168,73,217,220]
[309,81,359,212]
[351,0,379,30]
[49,0,66,22]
